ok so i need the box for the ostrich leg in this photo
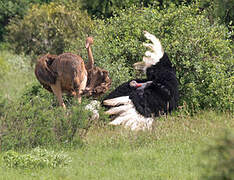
[75,75,87,103]
[51,81,65,108]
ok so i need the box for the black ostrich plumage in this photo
[104,52,179,117]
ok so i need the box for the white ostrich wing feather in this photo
[103,96,131,106]
[105,103,134,115]
[106,97,154,131]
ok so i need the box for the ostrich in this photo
[35,37,111,108]
[83,37,111,97]
[103,31,179,131]
[35,52,88,108]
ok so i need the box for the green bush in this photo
[0,0,53,41]
[0,83,97,150]
[80,0,155,18]
[211,0,234,27]
[79,0,196,19]
[3,147,71,169]
[91,3,233,112]
[6,1,93,58]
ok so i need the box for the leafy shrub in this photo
[0,0,52,41]
[80,0,196,19]
[91,3,233,112]
[2,147,71,169]
[200,131,234,179]
[80,0,155,18]
[210,0,234,27]
[0,83,98,150]
[6,1,93,58]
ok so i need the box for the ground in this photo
[0,111,233,180]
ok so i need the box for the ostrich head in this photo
[133,31,164,73]
[129,80,142,88]
[85,36,94,48]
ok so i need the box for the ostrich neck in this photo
[87,46,94,70]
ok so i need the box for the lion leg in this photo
[50,81,65,108]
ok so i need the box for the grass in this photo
[0,50,233,179]
[0,50,34,101]
[0,111,233,180]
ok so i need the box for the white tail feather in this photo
[143,31,164,65]
[143,56,156,65]
[143,43,154,50]
[145,51,158,59]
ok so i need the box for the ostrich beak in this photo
[135,83,142,88]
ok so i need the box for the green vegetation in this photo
[6,1,93,57]
[3,147,71,169]
[92,4,233,112]
[0,80,100,150]
[0,0,53,41]
[5,2,233,112]
[0,51,33,100]
[0,0,233,179]
[0,110,233,179]
[210,0,234,27]
[79,0,155,18]
[201,131,234,179]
